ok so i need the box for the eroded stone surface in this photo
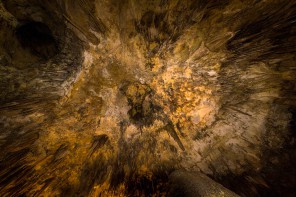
[0,0,295,196]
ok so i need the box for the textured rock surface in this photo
[0,0,295,196]
[168,170,240,197]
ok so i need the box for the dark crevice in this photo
[16,21,59,59]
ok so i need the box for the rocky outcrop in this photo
[168,170,240,197]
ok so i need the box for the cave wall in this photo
[0,0,295,196]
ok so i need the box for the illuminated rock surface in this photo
[0,0,295,196]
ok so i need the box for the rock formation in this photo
[0,0,295,196]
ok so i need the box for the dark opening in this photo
[16,21,59,59]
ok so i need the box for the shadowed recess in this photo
[16,21,59,59]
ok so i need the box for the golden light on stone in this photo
[0,0,295,196]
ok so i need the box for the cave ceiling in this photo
[0,0,295,196]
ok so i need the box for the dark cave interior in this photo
[0,0,295,196]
